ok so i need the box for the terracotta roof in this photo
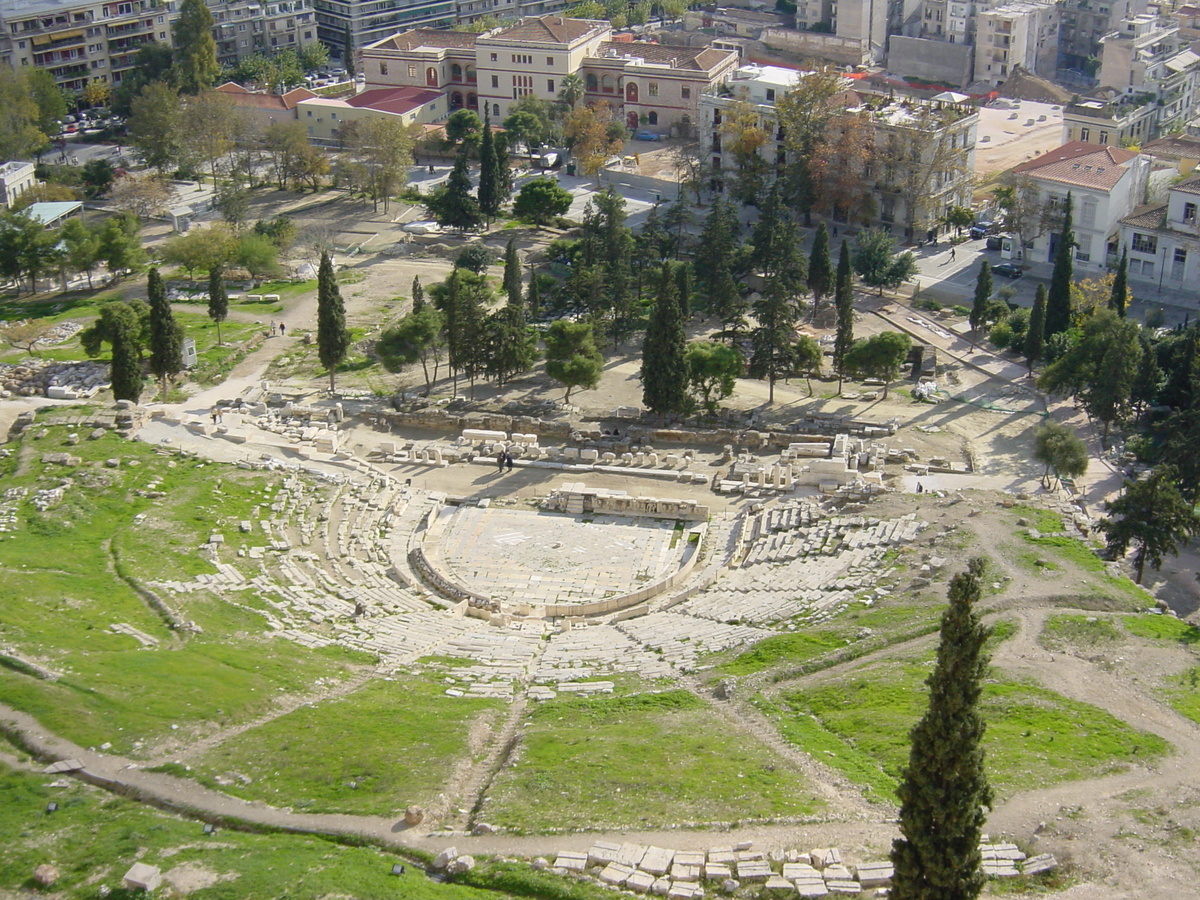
[215,81,251,94]
[1120,203,1167,230]
[368,29,479,51]
[1142,134,1200,160]
[1011,141,1139,191]
[346,87,443,115]
[487,15,606,44]
[1171,176,1200,196]
[591,41,734,71]
[216,85,317,111]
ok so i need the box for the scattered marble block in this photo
[707,848,736,865]
[1021,854,1058,876]
[854,862,893,888]
[651,876,672,896]
[670,862,702,881]
[588,841,621,867]
[641,847,675,876]
[123,863,162,891]
[553,851,587,872]
[617,843,648,867]
[736,860,772,881]
[823,865,854,882]
[704,863,732,880]
[599,863,636,885]
[667,884,701,900]
[981,861,1020,877]
[796,882,830,898]
[432,847,458,869]
[810,848,841,870]
[784,863,822,880]
[627,871,656,893]
[765,875,794,891]
[825,880,862,894]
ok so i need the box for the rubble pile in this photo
[0,359,110,399]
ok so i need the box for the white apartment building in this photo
[0,0,177,93]
[1011,141,1149,270]
[209,0,316,68]
[1119,176,1200,288]
[0,160,36,208]
[972,0,1058,85]
[700,65,978,239]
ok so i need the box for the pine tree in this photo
[891,558,993,900]
[696,199,739,320]
[750,183,806,297]
[478,110,501,222]
[208,263,228,346]
[147,267,183,401]
[317,250,350,392]
[172,0,219,94]
[1025,283,1047,372]
[969,258,992,334]
[1045,193,1075,338]
[429,147,482,231]
[807,221,834,311]
[502,237,522,308]
[1110,248,1129,317]
[833,240,854,390]
[109,303,143,403]
[674,262,691,319]
[411,275,424,312]
[641,264,689,416]
[484,281,537,387]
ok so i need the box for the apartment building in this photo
[972,0,1058,84]
[209,0,316,68]
[699,64,978,239]
[296,85,442,142]
[1058,0,1145,73]
[454,0,565,26]
[361,15,738,130]
[1119,175,1200,287]
[311,0,453,63]
[1011,140,1149,270]
[0,161,37,208]
[0,0,177,93]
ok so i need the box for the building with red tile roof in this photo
[215,82,319,127]
[296,86,445,144]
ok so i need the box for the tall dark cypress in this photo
[1026,283,1047,372]
[147,266,183,401]
[1045,193,1075,338]
[208,263,228,345]
[109,304,143,404]
[502,236,522,308]
[411,275,425,312]
[478,110,500,221]
[641,264,688,415]
[808,221,834,309]
[674,262,691,319]
[526,268,542,319]
[1110,249,1129,317]
[969,258,992,333]
[833,240,854,389]
[890,558,993,900]
[317,250,350,392]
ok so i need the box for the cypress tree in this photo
[808,221,834,311]
[342,22,356,78]
[109,303,143,404]
[494,129,512,206]
[1026,283,1047,372]
[412,275,425,312]
[208,263,228,346]
[750,274,801,404]
[484,276,536,387]
[478,111,500,222]
[833,240,854,390]
[674,262,691,319]
[890,558,993,900]
[1045,193,1075,338]
[147,266,183,401]
[526,268,542,319]
[431,147,482,232]
[969,258,992,334]
[1110,249,1129,317]
[317,250,350,392]
[171,0,219,94]
[502,237,522,308]
[641,264,689,415]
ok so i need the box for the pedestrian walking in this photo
[950,247,956,260]
[270,320,277,336]
[210,406,220,425]
[279,322,286,337]
[497,451,506,471]
[505,452,514,472]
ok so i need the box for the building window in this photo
[1173,247,1187,279]
[586,73,598,91]
[1080,126,1090,141]
[1184,202,1196,223]
[1080,199,1096,229]
[648,111,657,125]
[1099,130,1109,144]
[546,56,553,65]
[380,62,388,75]
[492,74,498,88]
[1074,233,1091,262]
[408,64,416,77]
[547,79,554,93]
[765,88,775,101]
[490,52,497,61]
[1132,232,1157,254]
[681,86,690,99]
[648,81,658,97]
[493,103,500,116]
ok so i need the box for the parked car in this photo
[992,262,1024,279]
[985,235,1004,251]
[402,220,441,235]
[633,131,662,141]
[970,221,999,239]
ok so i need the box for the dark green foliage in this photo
[1158,409,1200,502]
[432,268,489,395]
[445,109,482,146]
[427,149,482,231]
[526,269,543,319]
[1101,465,1200,583]
[484,297,538,388]
[674,262,691,318]
[503,237,523,308]
[1045,194,1075,338]
[969,259,992,333]
[454,243,494,274]
[641,265,689,415]
[478,111,501,221]
[512,178,572,227]
[108,302,144,403]
[1110,249,1129,317]
[748,185,805,403]
[172,0,219,93]
[577,191,636,345]
[791,334,823,396]
[253,215,297,251]
[1033,419,1088,488]
[147,267,183,400]
[544,320,603,402]
[342,22,356,77]
[807,222,834,307]
[844,331,911,398]
[378,305,444,395]
[207,264,228,345]
[833,241,854,387]
[96,213,146,277]
[317,250,350,391]
[1025,284,1047,371]
[750,184,807,296]
[412,275,425,312]
[852,229,918,294]
[81,158,115,198]
[686,340,742,414]
[81,299,151,360]
[696,199,745,335]
[890,559,992,900]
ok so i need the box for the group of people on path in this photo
[496,451,515,472]
[269,321,287,337]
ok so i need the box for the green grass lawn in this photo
[768,655,1170,803]
[0,421,364,754]
[1123,615,1200,726]
[190,676,501,816]
[485,690,824,833]
[1039,614,1124,652]
[0,763,496,900]
[1015,532,1153,608]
